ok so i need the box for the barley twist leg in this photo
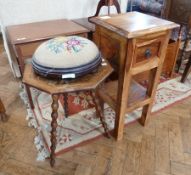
[50,94,59,167]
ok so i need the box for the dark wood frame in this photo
[92,0,121,17]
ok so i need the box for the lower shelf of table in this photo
[98,80,151,113]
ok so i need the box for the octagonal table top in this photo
[23,60,113,94]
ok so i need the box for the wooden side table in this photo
[6,19,90,76]
[90,12,179,140]
[0,98,7,122]
[23,61,113,167]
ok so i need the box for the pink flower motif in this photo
[66,37,87,53]
[67,39,80,46]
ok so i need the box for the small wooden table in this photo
[6,19,90,76]
[23,61,113,167]
[90,12,179,140]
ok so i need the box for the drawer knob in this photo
[145,49,152,58]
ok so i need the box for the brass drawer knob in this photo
[145,49,152,58]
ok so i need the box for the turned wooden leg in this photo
[89,0,121,18]
[89,90,100,118]
[50,94,59,167]
[0,113,7,122]
[99,97,104,114]
[63,93,68,118]
[92,0,106,17]
[113,0,121,13]
[0,98,8,122]
[90,90,110,138]
[25,85,34,109]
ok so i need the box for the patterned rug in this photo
[20,74,191,161]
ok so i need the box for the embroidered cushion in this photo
[32,36,101,79]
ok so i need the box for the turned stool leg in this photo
[63,93,68,118]
[0,98,8,122]
[25,85,34,109]
[90,90,110,138]
[89,90,101,118]
[50,94,59,167]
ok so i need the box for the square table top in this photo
[6,19,89,45]
[90,12,180,39]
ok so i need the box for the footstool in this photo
[22,36,113,167]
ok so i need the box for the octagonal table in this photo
[22,60,113,167]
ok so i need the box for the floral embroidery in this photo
[46,38,65,54]
[66,37,87,53]
[46,37,87,54]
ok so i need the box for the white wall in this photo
[0,0,128,77]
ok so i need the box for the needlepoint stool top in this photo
[33,36,100,68]
[32,36,102,79]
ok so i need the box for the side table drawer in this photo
[133,35,165,66]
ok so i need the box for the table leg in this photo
[25,85,34,109]
[63,93,68,118]
[0,98,8,122]
[90,90,110,138]
[113,40,129,141]
[50,94,59,167]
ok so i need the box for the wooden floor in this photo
[1,37,191,175]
